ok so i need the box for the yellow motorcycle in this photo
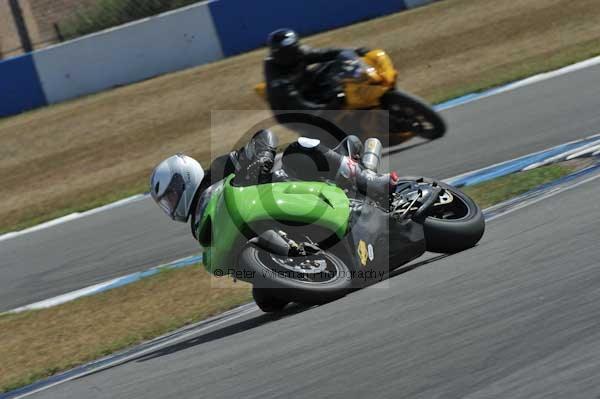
[255,49,446,146]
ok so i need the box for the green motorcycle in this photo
[194,146,485,313]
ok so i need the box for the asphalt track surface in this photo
[27,176,600,399]
[2,62,600,311]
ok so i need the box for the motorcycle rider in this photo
[150,129,281,237]
[265,28,371,112]
[150,129,398,237]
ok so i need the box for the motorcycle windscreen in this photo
[193,180,224,244]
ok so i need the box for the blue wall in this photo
[0,55,47,117]
[209,0,406,56]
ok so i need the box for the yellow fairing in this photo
[344,82,389,109]
[363,49,397,87]
[254,49,397,109]
[345,49,397,109]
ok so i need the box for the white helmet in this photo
[150,154,205,222]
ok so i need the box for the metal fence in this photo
[56,0,204,40]
[1,0,207,59]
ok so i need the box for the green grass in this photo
[427,39,600,104]
[58,0,202,40]
[0,264,252,393]
[463,164,574,210]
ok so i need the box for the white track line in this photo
[566,143,600,160]
[485,172,600,222]
[437,55,600,110]
[0,194,147,242]
[4,255,202,314]
[1,55,600,242]
[446,133,600,181]
[522,136,600,171]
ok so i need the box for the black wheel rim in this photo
[259,252,342,284]
[426,191,471,221]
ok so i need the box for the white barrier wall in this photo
[32,2,223,104]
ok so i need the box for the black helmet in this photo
[268,28,301,66]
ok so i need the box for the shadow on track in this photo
[73,254,449,381]
[131,255,449,364]
[135,303,313,363]
[388,254,449,279]
[72,304,312,381]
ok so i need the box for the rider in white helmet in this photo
[150,129,397,234]
[150,130,280,231]
[150,154,205,223]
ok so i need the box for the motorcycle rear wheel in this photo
[239,244,352,304]
[381,90,447,142]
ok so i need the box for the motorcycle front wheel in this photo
[421,181,485,253]
[239,244,352,305]
[381,90,447,142]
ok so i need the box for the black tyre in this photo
[252,288,289,313]
[381,90,446,141]
[239,244,352,304]
[421,181,485,253]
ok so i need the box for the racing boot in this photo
[337,156,399,205]
[231,129,279,186]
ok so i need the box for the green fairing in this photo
[198,175,350,274]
